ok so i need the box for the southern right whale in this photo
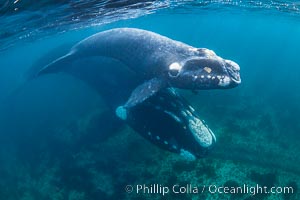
[63,56,216,159]
[36,28,241,120]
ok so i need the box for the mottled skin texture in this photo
[67,28,198,77]
[40,28,195,76]
[39,28,241,109]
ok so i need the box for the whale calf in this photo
[37,28,241,119]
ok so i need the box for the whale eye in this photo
[168,62,182,77]
[168,68,180,77]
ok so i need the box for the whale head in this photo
[125,89,216,159]
[167,48,241,90]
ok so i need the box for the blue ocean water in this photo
[0,1,300,200]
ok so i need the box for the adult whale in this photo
[71,57,217,159]
[31,55,216,159]
[37,28,241,119]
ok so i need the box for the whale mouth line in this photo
[230,74,241,84]
[225,60,241,85]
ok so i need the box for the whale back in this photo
[37,28,197,79]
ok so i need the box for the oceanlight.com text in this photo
[125,184,294,196]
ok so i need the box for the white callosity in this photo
[218,76,231,87]
[148,131,178,150]
[168,62,182,77]
[225,59,240,71]
[194,73,231,87]
[163,110,181,122]
[188,106,195,112]
[203,49,216,57]
[180,149,196,161]
[182,110,214,148]
[169,62,182,71]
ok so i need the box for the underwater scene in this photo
[0,0,299,200]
